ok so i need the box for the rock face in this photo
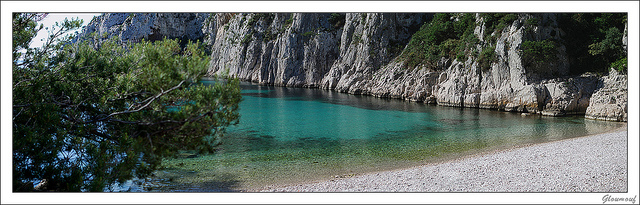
[79,13,628,122]
[428,14,595,116]
[204,13,341,87]
[77,13,209,43]
[206,13,626,120]
[204,13,427,88]
[585,69,628,122]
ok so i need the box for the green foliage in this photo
[12,13,44,68]
[241,33,253,44]
[521,39,558,65]
[611,57,627,72]
[352,33,362,45]
[587,27,624,56]
[301,30,318,43]
[481,13,519,37]
[279,14,294,34]
[245,13,279,44]
[328,13,346,29]
[400,13,478,69]
[525,18,539,26]
[302,31,316,37]
[361,13,368,23]
[13,13,83,71]
[247,13,274,27]
[478,46,496,70]
[439,39,460,57]
[12,13,242,192]
[558,13,627,74]
[284,14,294,27]
[262,29,274,42]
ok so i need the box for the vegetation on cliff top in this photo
[400,13,521,70]
[520,39,559,66]
[558,13,627,74]
[400,13,478,69]
[399,13,627,75]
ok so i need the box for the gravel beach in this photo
[259,127,628,192]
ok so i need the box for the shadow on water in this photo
[236,81,431,112]
[152,170,243,192]
[185,174,242,192]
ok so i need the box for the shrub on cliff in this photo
[401,13,477,69]
[478,46,497,70]
[521,39,558,66]
[12,13,242,192]
[480,13,518,38]
[559,13,627,74]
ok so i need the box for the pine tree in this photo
[12,13,241,192]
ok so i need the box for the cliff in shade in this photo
[76,13,209,44]
[79,13,628,122]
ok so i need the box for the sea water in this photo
[151,80,625,191]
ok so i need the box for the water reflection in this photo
[220,81,625,157]
[236,81,432,112]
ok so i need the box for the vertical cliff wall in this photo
[77,13,627,122]
[204,13,427,88]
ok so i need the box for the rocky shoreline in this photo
[258,126,627,192]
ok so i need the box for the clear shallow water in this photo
[153,80,625,192]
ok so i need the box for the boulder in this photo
[585,68,628,122]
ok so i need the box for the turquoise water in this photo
[154,80,625,191]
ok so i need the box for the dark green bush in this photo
[481,13,519,40]
[521,39,558,65]
[439,39,459,57]
[401,13,477,69]
[588,27,624,56]
[328,13,346,29]
[558,13,627,74]
[478,46,496,70]
[302,31,316,37]
[525,18,539,26]
[611,57,627,72]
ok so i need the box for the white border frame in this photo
[2,1,638,204]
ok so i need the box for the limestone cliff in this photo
[76,13,209,44]
[205,13,626,121]
[78,13,627,122]
[585,68,628,122]
[203,13,427,88]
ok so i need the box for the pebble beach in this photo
[258,127,628,192]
